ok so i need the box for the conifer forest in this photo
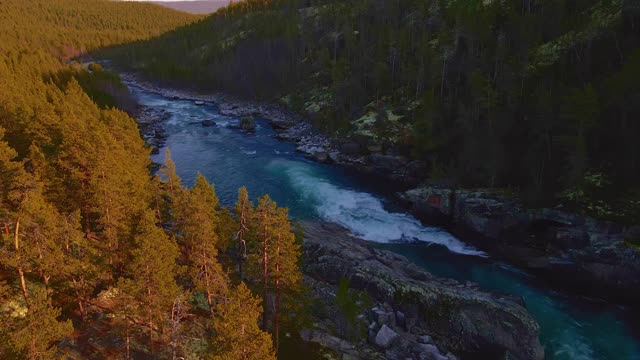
[1,1,640,359]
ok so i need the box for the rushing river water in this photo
[129,84,640,360]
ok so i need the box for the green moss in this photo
[393,287,422,306]
[240,117,256,129]
[191,291,210,311]
[624,238,640,250]
[424,297,457,327]
[302,87,332,114]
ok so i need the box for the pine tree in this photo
[254,195,277,329]
[0,132,74,359]
[159,148,188,235]
[248,195,302,350]
[61,209,101,321]
[271,206,302,351]
[120,210,181,355]
[560,84,600,186]
[1,287,73,360]
[161,148,184,207]
[234,186,254,280]
[109,289,138,360]
[169,292,191,360]
[92,109,152,280]
[53,79,103,231]
[0,130,33,305]
[209,283,275,360]
[216,207,237,254]
[183,173,228,318]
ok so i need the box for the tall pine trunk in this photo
[125,319,131,360]
[238,226,245,280]
[72,277,87,321]
[146,267,154,355]
[238,233,244,279]
[275,234,281,353]
[238,204,248,280]
[204,246,215,319]
[262,216,269,330]
[12,218,29,306]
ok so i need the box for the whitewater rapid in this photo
[267,159,486,256]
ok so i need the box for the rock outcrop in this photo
[135,107,171,154]
[398,187,640,303]
[374,324,398,348]
[301,221,544,360]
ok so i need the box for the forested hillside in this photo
[0,1,302,358]
[103,0,640,223]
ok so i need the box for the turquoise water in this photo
[379,243,640,360]
[130,84,640,360]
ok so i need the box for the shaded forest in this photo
[0,0,304,358]
[102,0,640,224]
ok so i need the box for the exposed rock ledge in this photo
[300,221,544,360]
[398,187,640,303]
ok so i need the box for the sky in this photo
[126,0,210,2]
[124,0,231,14]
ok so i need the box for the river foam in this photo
[270,159,485,256]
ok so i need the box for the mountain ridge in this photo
[150,0,230,14]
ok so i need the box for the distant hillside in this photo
[0,0,198,58]
[151,0,230,14]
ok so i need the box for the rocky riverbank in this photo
[117,71,426,187]
[398,186,640,304]
[300,221,544,360]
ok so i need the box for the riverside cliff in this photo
[399,186,640,304]
[300,221,544,360]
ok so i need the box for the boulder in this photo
[312,151,329,163]
[270,118,294,130]
[367,144,383,153]
[367,321,378,339]
[370,307,394,326]
[340,142,363,156]
[415,344,447,360]
[368,154,409,171]
[201,120,216,127]
[395,311,406,329]
[374,324,398,348]
[275,132,292,141]
[300,329,357,355]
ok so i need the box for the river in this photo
[129,83,640,360]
